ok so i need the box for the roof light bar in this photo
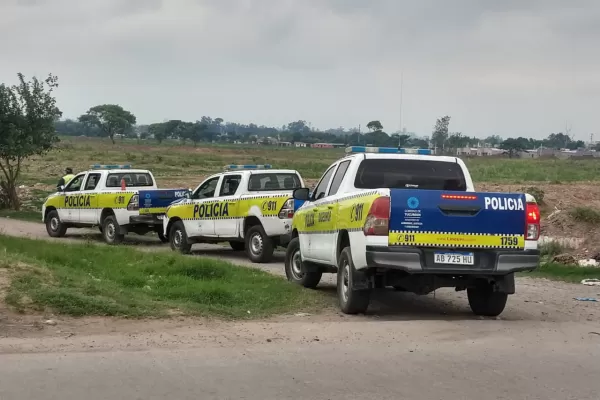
[90,164,132,170]
[224,164,272,171]
[345,146,432,155]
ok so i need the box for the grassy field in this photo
[0,235,328,318]
[522,262,600,283]
[17,136,600,187]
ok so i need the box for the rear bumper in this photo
[365,246,540,274]
[129,214,164,227]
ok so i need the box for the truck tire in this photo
[284,237,322,289]
[169,220,192,254]
[45,210,67,238]
[337,247,370,314]
[229,241,245,251]
[102,215,124,245]
[245,225,274,263]
[467,286,508,317]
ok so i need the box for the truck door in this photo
[79,172,101,224]
[188,176,221,237]
[60,173,86,223]
[214,174,241,237]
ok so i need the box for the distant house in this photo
[294,142,307,148]
[312,143,334,148]
[456,147,506,156]
[278,141,293,147]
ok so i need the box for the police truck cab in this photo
[163,165,304,263]
[286,147,541,316]
[42,164,189,244]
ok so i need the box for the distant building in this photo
[311,143,345,149]
[456,147,506,156]
[294,142,308,148]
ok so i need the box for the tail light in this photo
[363,196,390,236]
[525,202,540,240]
[127,194,139,211]
[278,199,295,219]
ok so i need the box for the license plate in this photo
[433,252,474,265]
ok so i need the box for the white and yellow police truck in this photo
[42,164,189,244]
[163,164,304,263]
[285,146,541,316]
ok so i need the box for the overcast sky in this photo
[1,0,598,139]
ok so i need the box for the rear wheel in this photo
[169,221,192,254]
[337,247,370,314]
[245,225,274,263]
[284,237,322,288]
[467,286,508,317]
[229,241,245,251]
[102,215,124,245]
[45,210,67,238]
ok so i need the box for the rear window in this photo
[354,159,467,191]
[106,172,154,187]
[248,173,302,191]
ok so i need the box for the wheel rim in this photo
[50,217,59,231]
[106,222,115,239]
[173,230,183,248]
[341,261,350,303]
[290,248,304,280]
[250,232,263,256]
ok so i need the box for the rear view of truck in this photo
[358,154,541,316]
[287,147,541,317]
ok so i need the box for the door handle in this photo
[312,208,318,212]
[327,205,334,209]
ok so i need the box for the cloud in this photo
[0,0,598,138]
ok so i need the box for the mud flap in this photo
[491,273,515,294]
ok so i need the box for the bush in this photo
[569,207,600,224]
[524,186,545,204]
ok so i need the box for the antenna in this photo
[398,70,404,147]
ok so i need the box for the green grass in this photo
[0,235,328,318]
[0,210,40,222]
[522,262,600,283]
[569,207,600,224]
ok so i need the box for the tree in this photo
[0,73,62,209]
[180,122,207,146]
[485,135,503,147]
[431,116,451,150]
[79,104,136,144]
[396,134,412,147]
[500,137,529,158]
[366,120,383,132]
[148,123,168,144]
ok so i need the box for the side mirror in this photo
[293,187,310,201]
[59,185,65,192]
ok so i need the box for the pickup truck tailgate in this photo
[388,189,527,249]
[138,189,189,214]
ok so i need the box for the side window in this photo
[312,166,336,201]
[192,177,220,200]
[219,175,241,197]
[328,160,351,196]
[64,174,85,192]
[83,173,101,191]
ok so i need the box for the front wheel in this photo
[245,225,274,263]
[45,210,67,238]
[102,215,124,245]
[169,221,192,254]
[467,286,508,317]
[337,247,370,314]
[284,237,322,288]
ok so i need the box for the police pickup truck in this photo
[42,164,189,244]
[285,147,540,316]
[163,164,304,263]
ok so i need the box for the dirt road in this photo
[1,218,600,399]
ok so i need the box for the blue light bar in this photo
[345,146,432,155]
[90,164,132,170]
[224,164,272,171]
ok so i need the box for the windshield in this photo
[106,172,154,187]
[248,173,301,191]
[354,159,467,191]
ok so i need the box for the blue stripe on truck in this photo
[139,189,190,209]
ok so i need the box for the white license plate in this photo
[434,252,474,265]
